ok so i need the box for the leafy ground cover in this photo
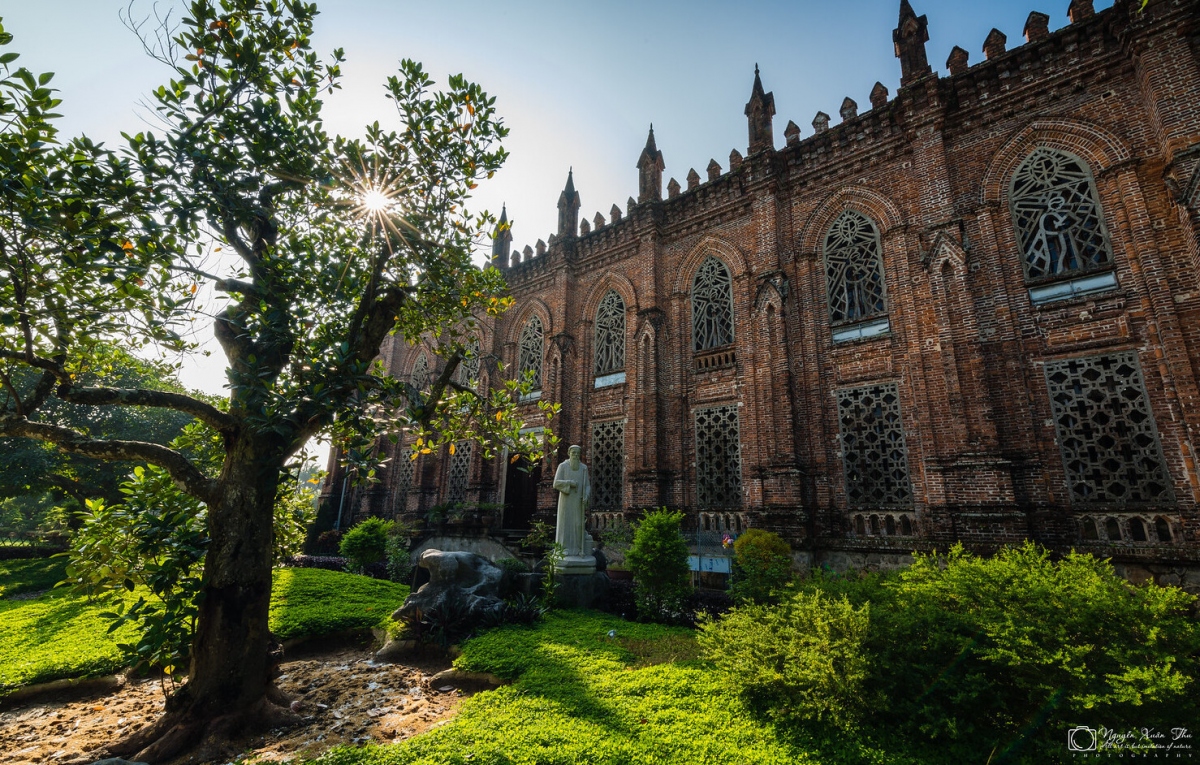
[269,567,409,641]
[0,556,68,598]
[310,610,915,765]
[0,566,409,696]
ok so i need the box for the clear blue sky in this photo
[2,0,1111,398]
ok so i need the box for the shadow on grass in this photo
[0,557,68,598]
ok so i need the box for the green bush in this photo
[625,508,693,622]
[744,541,1195,762]
[339,516,393,571]
[698,589,870,729]
[730,528,793,604]
[885,544,1198,760]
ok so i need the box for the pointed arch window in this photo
[594,290,626,387]
[691,256,734,352]
[824,210,887,328]
[518,316,543,393]
[1010,148,1115,299]
[410,352,430,392]
[456,336,481,388]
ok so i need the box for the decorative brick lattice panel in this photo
[446,441,472,504]
[392,449,414,515]
[589,419,625,510]
[824,210,887,324]
[594,290,625,376]
[1044,352,1172,505]
[1011,148,1113,280]
[519,316,543,390]
[836,383,912,508]
[691,257,734,351]
[694,404,743,508]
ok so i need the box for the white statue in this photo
[552,444,596,573]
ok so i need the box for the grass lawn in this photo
[310,610,916,765]
[0,565,409,697]
[0,557,69,598]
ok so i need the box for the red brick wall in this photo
[330,0,1200,582]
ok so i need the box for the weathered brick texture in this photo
[327,0,1200,586]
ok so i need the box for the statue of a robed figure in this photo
[552,444,597,574]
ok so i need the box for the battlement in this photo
[494,0,1138,272]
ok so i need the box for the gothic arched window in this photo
[410,352,429,392]
[691,256,734,352]
[594,290,625,377]
[1010,147,1113,281]
[823,210,886,325]
[456,336,480,388]
[519,316,543,391]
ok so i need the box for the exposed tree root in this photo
[95,685,301,764]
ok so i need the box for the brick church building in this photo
[323,0,1200,587]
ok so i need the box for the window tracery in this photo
[823,210,887,324]
[456,337,481,388]
[589,420,625,510]
[446,441,472,504]
[836,382,912,509]
[410,352,430,392]
[1010,148,1113,281]
[519,316,543,391]
[694,404,743,507]
[594,291,626,377]
[691,257,735,352]
[1043,352,1172,506]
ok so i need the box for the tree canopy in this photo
[0,1,551,759]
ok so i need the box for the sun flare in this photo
[361,188,391,213]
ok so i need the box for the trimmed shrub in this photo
[698,589,871,730]
[338,517,392,571]
[730,528,793,604]
[624,509,693,622]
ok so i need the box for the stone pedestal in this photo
[555,571,610,610]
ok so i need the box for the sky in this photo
[0,0,1110,450]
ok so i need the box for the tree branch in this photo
[55,385,238,433]
[0,415,217,504]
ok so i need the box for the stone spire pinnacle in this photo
[557,168,580,238]
[636,125,665,204]
[894,0,932,87]
[744,64,776,154]
[491,204,512,268]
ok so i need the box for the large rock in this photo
[393,549,504,623]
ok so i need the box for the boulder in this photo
[393,549,505,623]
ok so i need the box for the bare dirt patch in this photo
[0,645,466,764]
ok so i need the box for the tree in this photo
[0,342,200,515]
[0,2,551,759]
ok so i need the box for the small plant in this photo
[624,508,693,622]
[730,528,794,604]
[503,592,549,625]
[540,542,566,606]
[339,517,393,572]
[495,557,530,576]
[698,589,871,730]
[519,519,555,551]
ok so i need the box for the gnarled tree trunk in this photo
[106,434,298,763]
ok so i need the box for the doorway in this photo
[503,456,541,530]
